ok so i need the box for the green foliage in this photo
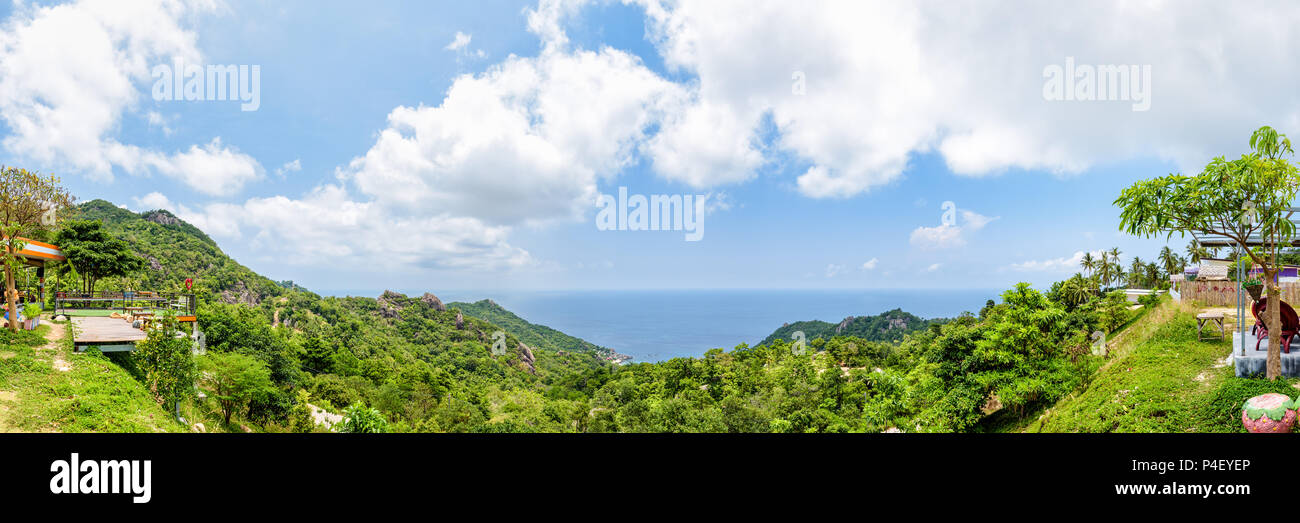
[337,403,388,433]
[289,389,316,433]
[759,308,945,346]
[54,219,145,292]
[450,299,614,355]
[198,351,275,426]
[1195,378,1300,433]
[132,313,197,412]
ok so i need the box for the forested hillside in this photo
[24,200,1170,433]
[758,308,946,347]
[450,299,630,363]
[70,199,283,304]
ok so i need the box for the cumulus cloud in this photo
[825,263,845,278]
[625,0,1300,197]
[132,191,173,212]
[909,208,997,249]
[1009,250,1100,273]
[173,186,532,270]
[274,159,301,176]
[445,31,472,51]
[341,43,687,227]
[0,0,262,196]
[861,258,879,271]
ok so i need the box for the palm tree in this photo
[1158,246,1179,276]
[1145,261,1160,288]
[1080,252,1096,276]
[1186,240,1210,264]
[1129,256,1146,288]
[1096,257,1114,289]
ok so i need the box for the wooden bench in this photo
[1198,312,1225,341]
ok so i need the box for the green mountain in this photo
[23,198,1226,434]
[48,200,615,432]
[450,299,630,363]
[758,308,943,346]
[71,199,284,304]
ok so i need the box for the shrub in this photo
[1194,377,1300,432]
[337,403,388,433]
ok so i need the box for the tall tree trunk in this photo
[4,243,17,333]
[1266,268,1283,380]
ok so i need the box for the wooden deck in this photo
[72,316,147,352]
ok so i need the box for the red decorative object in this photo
[185,278,193,290]
[1242,394,1297,433]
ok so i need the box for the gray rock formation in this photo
[421,292,446,311]
[518,342,536,374]
[835,316,855,334]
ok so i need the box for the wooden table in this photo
[1198,312,1225,341]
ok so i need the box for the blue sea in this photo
[326,289,1000,363]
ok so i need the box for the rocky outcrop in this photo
[835,316,855,334]
[143,210,181,226]
[518,342,536,374]
[146,254,163,271]
[455,311,464,330]
[376,290,406,319]
[421,292,446,311]
[219,280,260,306]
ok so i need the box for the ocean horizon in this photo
[318,288,1002,362]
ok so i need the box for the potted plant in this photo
[1243,277,1265,302]
[21,304,40,330]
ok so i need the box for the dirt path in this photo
[39,321,70,372]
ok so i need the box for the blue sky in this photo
[2,0,1297,295]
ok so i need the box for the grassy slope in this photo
[1024,300,1300,433]
[0,321,181,433]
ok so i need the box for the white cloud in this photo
[0,0,262,196]
[909,208,997,249]
[925,263,941,272]
[342,44,686,227]
[861,258,879,270]
[138,138,262,196]
[1009,250,1100,273]
[175,185,532,271]
[622,0,1300,197]
[445,31,472,51]
[825,263,845,278]
[274,159,302,176]
[132,191,173,211]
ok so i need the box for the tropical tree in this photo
[1129,256,1146,287]
[1158,246,1180,276]
[1096,251,1116,288]
[199,350,275,426]
[0,167,73,331]
[1080,252,1096,276]
[1116,125,1300,379]
[133,312,198,415]
[1186,240,1209,264]
[54,220,144,293]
